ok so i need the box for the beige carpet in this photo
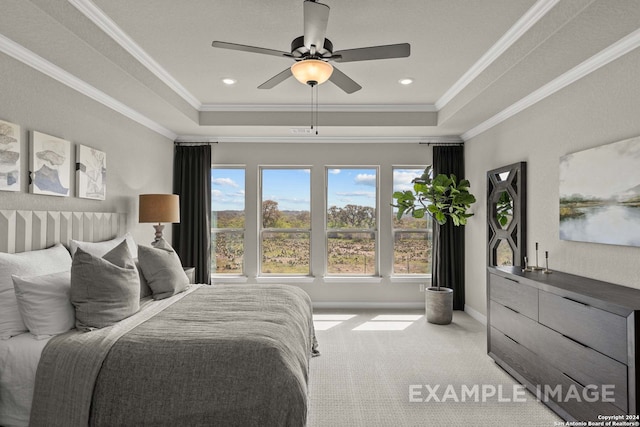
[307,309,562,427]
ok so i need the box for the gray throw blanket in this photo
[30,284,317,427]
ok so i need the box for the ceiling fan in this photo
[211,0,410,94]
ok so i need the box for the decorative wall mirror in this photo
[487,162,527,267]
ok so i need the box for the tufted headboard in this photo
[0,210,127,254]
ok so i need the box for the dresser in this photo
[487,266,640,421]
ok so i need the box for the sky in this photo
[211,167,425,212]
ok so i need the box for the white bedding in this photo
[0,333,51,427]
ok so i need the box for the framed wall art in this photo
[76,144,106,200]
[0,120,21,192]
[559,136,640,247]
[29,131,71,197]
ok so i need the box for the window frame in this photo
[211,165,246,277]
[324,166,380,277]
[258,166,313,277]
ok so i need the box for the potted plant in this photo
[392,166,476,324]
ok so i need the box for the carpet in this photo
[307,309,562,427]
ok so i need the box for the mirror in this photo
[487,162,526,267]
[496,191,513,230]
[496,239,514,266]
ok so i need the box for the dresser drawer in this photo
[539,290,627,364]
[490,326,544,386]
[490,300,538,351]
[489,273,538,320]
[536,322,628,412]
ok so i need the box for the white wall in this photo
[212,142,432,307]
[464,48,640,316]
[0,53,174,245]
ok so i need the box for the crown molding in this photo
[175,135,461,144]
[200,103,438,113]
[462,27,640,141]
[435,0,560,110]
[68,0,202,110]
[0,33,177,140]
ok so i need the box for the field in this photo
[212,206,431,275]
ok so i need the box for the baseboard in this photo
[312,302,424,310]
[464,304,487,325]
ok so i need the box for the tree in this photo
[262,200,281,228]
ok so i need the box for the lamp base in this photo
[152,223,165,246]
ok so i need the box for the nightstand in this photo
[183,267,196,284]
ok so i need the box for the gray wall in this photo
[0,53,174,245]
[213,142,431,306]
[464,48,640,317]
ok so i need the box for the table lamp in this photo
[139,194,180,246]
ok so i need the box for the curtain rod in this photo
[419,142,464,146]
[174,141,218,146]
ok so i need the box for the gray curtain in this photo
[173,144,211,284]
[432,145,465,310]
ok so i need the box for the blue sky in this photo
[211,167,425,212]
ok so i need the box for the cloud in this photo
[212,189,224,198]
[393,169,422,191]
[328,169,341,174]
[336,191,375,198]
[212,177,238,187]
[355,173,376,187]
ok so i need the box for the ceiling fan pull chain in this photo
[315,84,319,135]
[310,85,314,131]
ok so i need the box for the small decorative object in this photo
[543,251,553,274]
[522,256,533,272]
[76,144,106,200]
[0,120,21,192]
[29,131,71,197]
[560,135,640,248]
[138,194,180,246]
[533,242,543,271]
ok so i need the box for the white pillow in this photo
[0,244,72,339]
[69,232,137,258]
[12,271,75,339]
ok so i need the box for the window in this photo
[260,168,311,275]
[392,167,431,275]
[211,167,245,275]
[326,168,378,275]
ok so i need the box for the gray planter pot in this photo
[426,287,453,325]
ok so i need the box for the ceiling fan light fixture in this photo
[399,78,414,85]
[291,59,333,86]
[222,78,237,85]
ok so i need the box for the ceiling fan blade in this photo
[212,41,292,58]
[328,66,362,94]
[303,1,330,51]
[258,68,293,89]
[333,43,410,63]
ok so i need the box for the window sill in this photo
[211,275,249,284]
[256,276,316,284]
[389,276,432,284]
[322,276,383,284]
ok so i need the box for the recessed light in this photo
[399,78,413,85]
[222,78,236,85]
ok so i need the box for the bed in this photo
[0,210,317,427]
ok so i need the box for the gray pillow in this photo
[71,240,140,331]
[134,259,152,298]
[138,243,189,300]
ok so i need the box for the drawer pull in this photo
[503,276,520,284]
[562,372,586,388]
[505,305,520,314]
[562,334,588,348]
[562,296,589,307]
[505,334,519,345]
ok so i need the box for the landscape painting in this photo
[0,120,21,192]
[30,131,71,197]
[559,136,640,247]
[76,144,106,200]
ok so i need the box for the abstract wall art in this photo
[0,120,21,192]
[76,144,106,200]
[29,131,71,197]
[559,136,640,247]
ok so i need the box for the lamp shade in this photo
[139,194,180,223]
[291,59,333,86]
